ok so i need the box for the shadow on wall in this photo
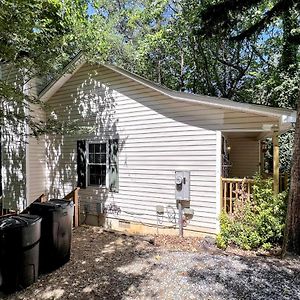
[0,66,28,212]
[45,67,124,215]
[1,130,26,212]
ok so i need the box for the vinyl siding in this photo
[45,64,219,233]
[26,106,46,203]
[229,138,260,178]
[0,66,46,209]
[45,64,280,234]
[0,64,26,211]
[26,78,47,203]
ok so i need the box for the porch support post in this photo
[258,140,263,174]
[273,129,279,195]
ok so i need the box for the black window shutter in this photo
[109,139,119,192]
[77,140,86,188]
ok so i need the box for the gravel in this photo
[1,225,300,300]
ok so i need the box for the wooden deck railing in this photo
[64,187,80,227]
[220,177,254,214]
[21,188,80,227]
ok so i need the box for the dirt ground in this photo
[1,225,300,300]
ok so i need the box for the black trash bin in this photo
[28,199,74,273]
[0,214,41,293]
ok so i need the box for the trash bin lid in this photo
[31,200,73,209]
[49,199,74,208]
[0,214,41,230]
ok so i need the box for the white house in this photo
[0,55,296,236]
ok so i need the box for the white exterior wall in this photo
[26,108,46,203]
[45,64,280,234]
[45,64,220,233]
[26,78,47,204]
[229,138,260,178]
[0,65,46,210]
[27,134,46,203]
[0,64,27,211]
[1,126,26,211]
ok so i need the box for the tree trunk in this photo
[281,8,299,256]
[280,10,298,73]
[283,99,300,255]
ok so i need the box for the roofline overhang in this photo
[38,55,296,131]
[39,52,85,102]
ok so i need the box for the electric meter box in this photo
[175,171,190,201]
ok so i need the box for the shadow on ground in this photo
[2,226,300,300]
[2,226,157,300]
[187,253,300,300]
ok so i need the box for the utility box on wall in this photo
[175,171,190,201]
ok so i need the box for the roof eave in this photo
[106,65,296,121]
[38,58,296,125]
[39,52,85,102]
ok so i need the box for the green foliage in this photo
[2,0,299,139]
[0,0,90,135]
[217,176,288,251]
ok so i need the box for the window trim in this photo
[86,141,109,187]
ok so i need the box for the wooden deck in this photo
[221,175,289,214]
[220,177,253,214]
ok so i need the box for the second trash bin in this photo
[0,214,41,293]
[28,199,74,273]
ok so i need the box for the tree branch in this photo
[232,0,295,40]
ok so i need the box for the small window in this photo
[78,139,119,190]
[87,142,107,186]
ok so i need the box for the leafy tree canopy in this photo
[0,0,90,135]
[196,0,300,255]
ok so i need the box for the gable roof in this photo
[39,54,296,127]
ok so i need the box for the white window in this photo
[87,142,107,186]
[78,139,118,190]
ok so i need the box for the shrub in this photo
[217,175,287,251]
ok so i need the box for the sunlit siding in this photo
[25,78,47,203]
[45,64,218,233]
[45,64,279,234]
[26,110,46,203]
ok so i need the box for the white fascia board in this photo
[281,111,297,124]
[277,110,297,132]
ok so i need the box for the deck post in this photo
[64,187,80,227]
[258,140,264,175]
[273,129,279,195]
[73,188,79,227]
[220,177,223,211]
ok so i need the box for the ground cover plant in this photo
[217,175,288,251]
